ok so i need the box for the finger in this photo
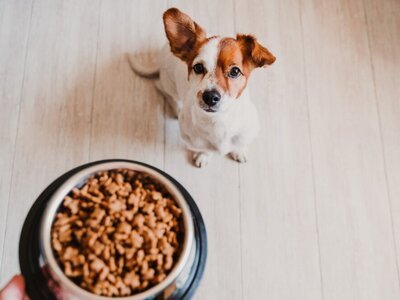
[0,275,27,300]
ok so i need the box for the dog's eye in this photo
[228,67,242,78]
[193,63,205,74]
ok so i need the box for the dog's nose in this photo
[202,89,221,106]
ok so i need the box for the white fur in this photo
[131,41,260,168]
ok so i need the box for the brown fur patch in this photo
[236,34,276,68]
[163,8,206,64]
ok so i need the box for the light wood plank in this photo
[364,0,400,275]
[0,0,99,282]
[234,0,323,299]
[164,2,243,299]
[89,0,166,167]
[88,7,169,300]
[301,0,400,298]
[0,0,33,285]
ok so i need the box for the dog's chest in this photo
[180,111,239,154]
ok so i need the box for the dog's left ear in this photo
[163,8,206,63]
[237,34,276,68]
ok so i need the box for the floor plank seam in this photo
[361,0,400,288]
[298,1,325,298]
[232,1,245,298]
[0,0,35,282]
[161,0,168,171]
[237,165,245,300]
[162,95,166,170]
[87,0,102,162]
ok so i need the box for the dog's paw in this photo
[193,152,211,168]
[229,151,248,163]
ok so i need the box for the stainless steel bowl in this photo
[39,161,196,300]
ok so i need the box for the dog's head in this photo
[163,8,275,113]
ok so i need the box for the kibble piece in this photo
[115,173,124,185]
[116,243,125,255]
[106,182,119,195]
[136,249,145,264]
[90,258,105,273]
[122,210,134,221]
[58,229,72,243]
[151,191,162,201]
[93,241,105,256]
[145,215,157,229]
[107,273,116,283]
[52,238,62,252]
[133,214,145,228]
[109,199,125,213]
[63,246,78,261]
[87,232,98,248]
[130,231,144,249]
[99,266,110,281]
[64,196,80,214]
[156,273,166,283]
[143,268,155,281]
[109,256,117,272]
[142,203,155,214]
[125,247,136,260]
[164,255,173,270]
[124,271,140,289]
[117,222,132,234]
[128,193,140,206]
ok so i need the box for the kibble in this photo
[51,169,183,297]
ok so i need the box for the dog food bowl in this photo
[19,159,207,300]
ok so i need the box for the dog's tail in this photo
[127,54,160,79]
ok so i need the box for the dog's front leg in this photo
[228,134,252,163]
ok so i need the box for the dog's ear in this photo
[237,34,276,69]
[163,8,206,63]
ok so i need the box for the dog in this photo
[129,8,275,167]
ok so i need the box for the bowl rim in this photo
[40,161,194,300]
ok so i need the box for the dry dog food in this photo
[51,169,184,297]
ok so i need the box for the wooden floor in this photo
[1,0,400,299]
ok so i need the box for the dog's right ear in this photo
[237,34,276,69]
[163,8,206,63]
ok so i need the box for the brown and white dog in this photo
[129,8,275,167]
